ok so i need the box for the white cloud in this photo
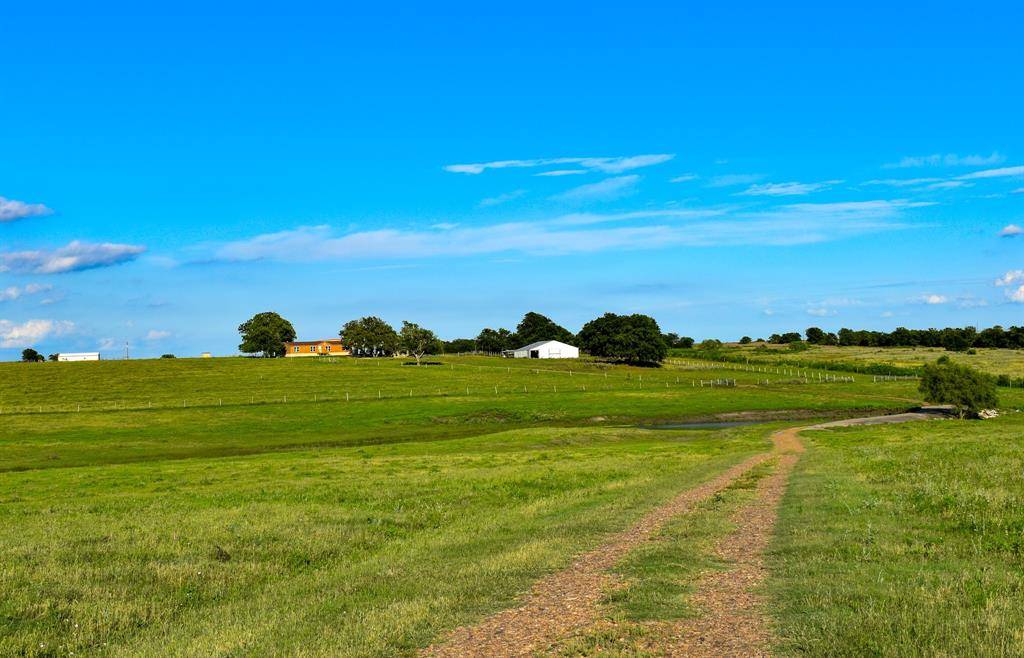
[552,175,639,202]
[806,307,836,317]
[444,154,673,175]
[884,152,1005,169]
[0,319,74,348]
[0,240,146,274]
[863,177,943,187]
[706,173,766,188]
[1009,285,1024,303]
[920,180,971,190]
[917,294,949,305]
[550,209,723,226]
[216,198,918,264]
[670,174,699,183]
[0,283,53,302]
[98,337,118,351]
[1013,188,1024,194]
[956,165,1024,181]
[534,170,588,177]
[737,180,841,197]
[479,189,526,207]
[0,196,53,222]
[995,270,1024,287]
[999,224,1023,237]
[145,329,171,341]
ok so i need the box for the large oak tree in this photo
[238,312,296,357]
[341,316,399,357]
[577,312,667,364]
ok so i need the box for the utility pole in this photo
[124,341,129,360]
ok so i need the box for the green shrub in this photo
[919,358,998,417]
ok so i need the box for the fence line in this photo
[0,368,867,417]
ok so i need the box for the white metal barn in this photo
[57,352,101,362]
[507,340,579,359]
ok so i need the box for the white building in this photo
[58,352,101,362]
[506,340,579,359]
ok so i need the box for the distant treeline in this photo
[766,325,1024,351]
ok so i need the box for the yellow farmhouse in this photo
[283,339,350,357]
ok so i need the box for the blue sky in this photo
[1,2,1022,358]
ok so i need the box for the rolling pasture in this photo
[2,354,1022,656]
[708,342,1024,378]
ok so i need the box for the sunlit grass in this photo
[769,413,1024,656]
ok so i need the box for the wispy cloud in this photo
[806,307,836,317]
[0,196,53,222]
[915,294,949,305]
[863,177,943,187]
[444,154,674,175]
[479,189,526,207]
[920,180,971,190]
[550,209,724,226]
[670,174,699,183]
[0,319,74,348]
[0,241,146,274]
[534,170,588,177]
[215,198,919,264]
[552,175,640,202]
[956,165,1024,180]
[145,329,171,341]
[883,152,1005,169]
[999,224,1023,238]
[737,180,841,197]
[0,283,53,303]
[706,173,765,188]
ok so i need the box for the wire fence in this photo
[0,356,902,417]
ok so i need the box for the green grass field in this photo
[687,342,1024,378]
[2,354,1022,656]
[770,412,1024,656]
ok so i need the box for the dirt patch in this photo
[420,453,771,658]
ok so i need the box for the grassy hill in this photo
[2,354,1022,655]
[674,342,1024,378]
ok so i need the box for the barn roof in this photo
[514,340,575,351]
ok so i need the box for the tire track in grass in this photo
[659,428,801,657]
[420,452,772,658]
[660,415,933,657]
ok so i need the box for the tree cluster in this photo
[444,312,577,355]
[798,325,1024,351]
[241,309,683,365]
[21,348,45,362]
